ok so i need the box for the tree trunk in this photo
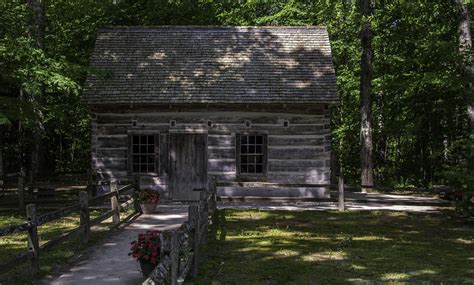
[27,0,45,49]
[0,126,4,193]
[455,0,473,132]
[360,0,374,192]
[27,0,46,182]
[455,0,474,216]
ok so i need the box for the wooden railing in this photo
[143,177,218,285]
[0,181,140,275]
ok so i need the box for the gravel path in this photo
[42,205,188,285]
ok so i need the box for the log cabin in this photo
[82,26,338,200]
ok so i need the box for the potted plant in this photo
[129,230,161,277]
[136,189,160,214]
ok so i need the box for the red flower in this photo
[129,230,161,264]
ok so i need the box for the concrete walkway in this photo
[42,205,188,285]
[219,193,451,213]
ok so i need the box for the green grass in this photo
[0,207,136,284]
[194,210,474,284]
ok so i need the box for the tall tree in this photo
[454,0,473,132]
[27,0,46,181]
[359,0,374,191]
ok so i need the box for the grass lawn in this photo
[194,210,473,284]
[0,207,136,283]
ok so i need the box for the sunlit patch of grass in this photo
[381,272,411,280]
[454,238,473,244]
[302,250,347,261]
[195,209,474,284]
[351,264,367,270]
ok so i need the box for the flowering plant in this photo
[137,189,161,203]
[129,230,161,264]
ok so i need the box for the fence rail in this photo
[143,177,218,285]
[0,181,140,275]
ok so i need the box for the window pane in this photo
[238,134,266,176]
[248,165,255,173]
[148,136,154,144]
[133,145,139,154]
[248,156,256,164]
[249,136,255,144]
[148,145,154,153]
[249,145,255,153]
[131,135,158,173]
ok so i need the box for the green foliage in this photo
[0,0,471,185]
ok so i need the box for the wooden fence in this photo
[0,180,140,275]
[143,177,218,285]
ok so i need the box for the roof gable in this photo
[83,26,338,105]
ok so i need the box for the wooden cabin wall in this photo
[90,104,331,198]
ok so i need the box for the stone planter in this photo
[139,260,156,278]
[140,202,157,214]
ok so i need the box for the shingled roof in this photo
[82,26,338,105]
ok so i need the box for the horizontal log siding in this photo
[91,105,331,197]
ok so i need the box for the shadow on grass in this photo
[0,208,137,284]
[194,209,474,284]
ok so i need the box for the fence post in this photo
[338,174,345,211]
[79,191,91,243]
[189,205,199,277]
[110,181,120,224]
[170,230,179,285]
[26,204,40,274]
[200,191,209,244]
[133,175,141,213]
[18,174,25,210]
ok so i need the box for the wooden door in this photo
[170,133,207,201]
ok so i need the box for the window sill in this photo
[128,173,160,178]
[236,174,268,182]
